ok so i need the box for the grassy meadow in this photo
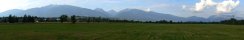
[0,23,243,40]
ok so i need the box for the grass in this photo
[0,23,243,40]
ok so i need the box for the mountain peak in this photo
[108,10,117,13]
[94,8,104,11]
[40,5,82,9]
[45,5,75,7]
[94,8,106,12]
[4,9,24,12]
[0,5,241,22]
[122,9,143,11]
[119,9,146,13]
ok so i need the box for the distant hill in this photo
[0,9,25,16]
[0,5,109,17]
[115,9,185,21]
[107,10,118,17]
[0,5,242,22]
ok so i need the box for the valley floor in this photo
[0,23,243,40]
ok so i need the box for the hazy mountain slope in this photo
[24,5,109,17]
[0,5,109,17]
[0,9,25,16]
[115,9,185,21]
[0,5,242,22]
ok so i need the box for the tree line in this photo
[0,14,244,25]
[0,15,37,23]
[221,18,244,25]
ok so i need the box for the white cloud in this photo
[216,0,240,13]
[195,0,217,11]
[0,0,141,12]
[182,5,187,9]
[146,8,151,12]
[0,0,87,12]
[194,0,240,13]
[0,0,29,12]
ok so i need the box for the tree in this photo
[229,18,237,24]
[240,20,244,25]
[13,16,18,23]
[71,15,77,23]
[59,15,68,23]
[169,20,173,24]
[22,14,28,23]
[8,15,15,23]
[2,17,8,23]
[221,18,238,25]
[156,20,168,23]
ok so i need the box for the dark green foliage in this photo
[59,15,68,23]
[0,14,36,23]
[8,15,14,23]
[155,20,169,23]
[1,14,244,24]
[22,14,28,22]
[71,15,77,24]
[22,14,36,23]
[7,15,19,23]
[221,18,244,25]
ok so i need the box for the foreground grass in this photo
[0,23,243,40]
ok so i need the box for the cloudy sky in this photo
[0,0,242,18]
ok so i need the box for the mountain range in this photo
[0,5,242,22]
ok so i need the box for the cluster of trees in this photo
[0,14,175,24]
[0,15,37,23]
[221,18,244,25]
[0,14,244,25]
[59,15,78,23]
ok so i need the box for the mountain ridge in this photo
[0,5,242,22]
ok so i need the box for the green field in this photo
[0,23,243,40]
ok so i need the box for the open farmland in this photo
[0,23,243,40]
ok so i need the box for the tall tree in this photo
[229,18,237,24]
[22,14,28,23]
[59,15,68,23]
[8,15,15,23]
[71,15,77,24]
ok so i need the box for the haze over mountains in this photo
[0,5,242,22]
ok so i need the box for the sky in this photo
[0,0,243,18]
